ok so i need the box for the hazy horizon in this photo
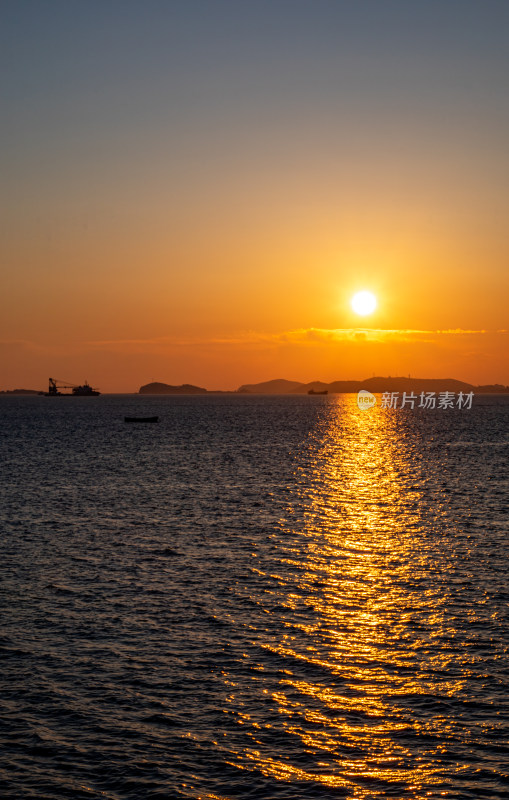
[3,371,509,395]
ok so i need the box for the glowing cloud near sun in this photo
[351,290,377,316]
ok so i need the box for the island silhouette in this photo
[138,378,509,394]
[139,382,207,395]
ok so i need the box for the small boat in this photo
[124,416,159,423]
[308,389,328,395]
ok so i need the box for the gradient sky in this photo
[1,0,508,391]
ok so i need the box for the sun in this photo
[351,290,377,316]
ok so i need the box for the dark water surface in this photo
[0,394,508,799]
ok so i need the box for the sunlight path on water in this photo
[223,396,507,798]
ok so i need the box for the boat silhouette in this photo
[45,378,100,396]
[124,416,159,423]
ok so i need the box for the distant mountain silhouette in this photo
[3,378,507,395]
[477,384,509,392]
[237,379,304,394]
[139,382,207,394]
[326,377,476,394]
[236,377,509,394]
[0,388,40,395]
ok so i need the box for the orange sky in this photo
[1,2,508,392]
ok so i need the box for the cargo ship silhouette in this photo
[44,378,100,396]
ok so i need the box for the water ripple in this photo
[0,394,508,798]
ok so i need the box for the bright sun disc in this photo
[351,290,377,316]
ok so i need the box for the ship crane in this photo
[48,378,76,392]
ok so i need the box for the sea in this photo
[0,393,507,800]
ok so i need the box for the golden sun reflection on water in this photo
[230,395,455,797]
